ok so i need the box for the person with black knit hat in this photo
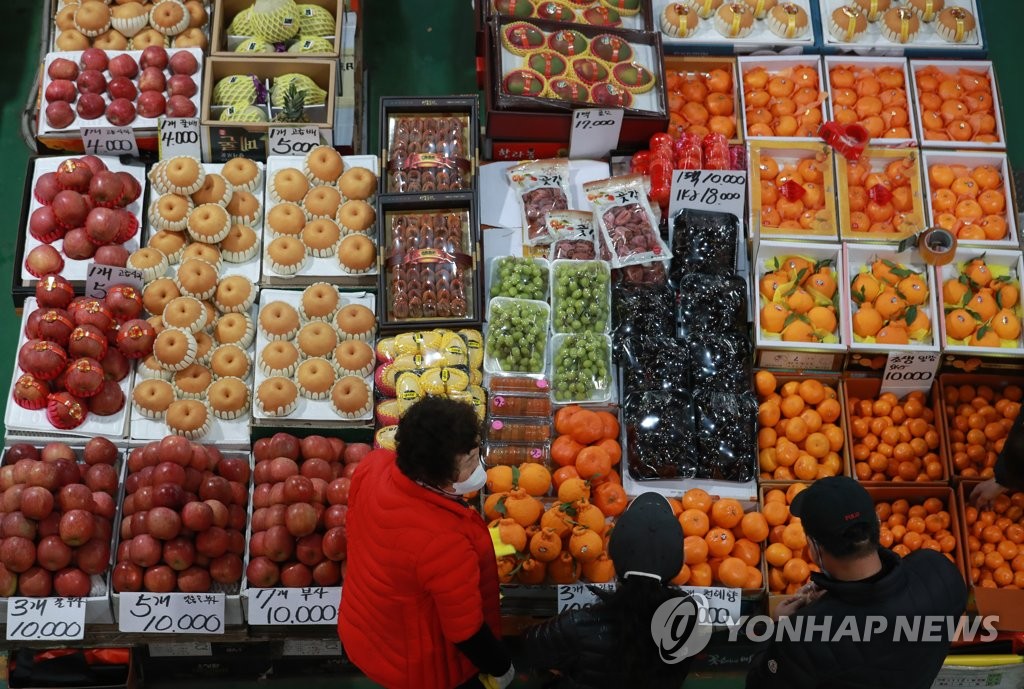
[522,492,693,689]
[747,476,967,689]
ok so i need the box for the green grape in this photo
[551,333,611,402]
[490,257,549,301]
[485,298,548,373]
[552,261,610,334]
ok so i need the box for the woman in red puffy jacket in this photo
[339,397,514,689]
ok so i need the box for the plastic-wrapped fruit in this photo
[71,300,114,332]
[12,374,50,410]
[68,324,109,361]
[552,261,610,334]
[88,379,125,416]
[35,275,75,309]
[100,348,130,382]
[18,340,68,381]
[30,309,75,347]
[25,245,65,278]
[485,298,549,373]
[105,285,143,322]
[551,333,611,403]
[46,391,88,430]
[490,257,548,301]
[64,357,106,398]
[116,319,156,359]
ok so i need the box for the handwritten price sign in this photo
[119,592,224,634]
[85,263,144,300]
[677,586,741,626]
[6,597,86,641]
[158,117,201,160]
[556,583,615,613]
[668,170,747,223]
[569,108,623,160]
[247,587,340,626]
[881,352,939,397]
[82,127,139,158]
[269,126,322,156]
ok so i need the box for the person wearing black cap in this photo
[971,411,1024,505]
[522,492,692,689]
[747,476,967,689]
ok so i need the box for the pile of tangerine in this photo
[927,162,1009,241]
[877,497,958,561]
[915,66,999,144]
[666,67,737,140]
[762,484,816,595]
[847,389,944,481]
[843,155,918,234]
[965,491,1024,589]
[943,382,1021,478]
[849,259,932,346]
[828,64,913,140]
[758,255,840,343]
[942,258,1022,348]
[742,64,824,138]
[755,371,845,481]
[756,154,832,232]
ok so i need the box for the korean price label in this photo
[678,586,741,626]
[282,639,343,656]
[881,351,939,397]
[158,117,201,160]
[85,263,144,300]
[118,592,224,634]
[247,587,341,626]
[668,170,747,224]
[569,108,623,160]
[556,583,615,613]
[82,127,139,158]
[269,126,322,156]
[758,350,839,372]
[6,597,86,641]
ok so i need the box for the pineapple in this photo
[273,81,309,123]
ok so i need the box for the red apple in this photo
[59,509,95,546]
[152,482,185,509]
[137,90,166,118]
[228,504,245,531]
[205,499,229,528]
[76,69,106,95]
[48,58,79,81]
[0,565,17,596]
[77,155,107,175]
[129,534,161,567]
[263,525,294,562]
[106,98,137,126]
[162,537,195,571]
[166,74,196,98]
[312,560,341,586]
[76,93,106,120]
[296,533,324,566]
[322,527,348,561]
[160,435,193,466]
[108,76,138,101]
[195,526,229,558]
[166,95,196,118]
[300,435,333,462]
[138,66,166,92]
[249,531,266,558]
[177,566,211,592]
[92,491,116,519]
[326,478,351,505]
[45,101,76,129]
[253,438,272,463]
[300,457,333,482]
[169,50,198,75]
[217,457,249,483]
[283,475,313,504]
[0,536,37,573]
[75,538,111,575]
[45,79,77,103]
[341,463,359,479]
[345,443,372,464]
[254,460,272,485]
[265,505,286,528]
[147,506,181,540]
[280,562,313,588]
[269,457,299,482]
[199,476,231,504]
[84,437,117,465]
[108,54,139,79]
[228,528,244,555]
[59,483,95,512]
[112,561,143,592]
[246,556,279,587]
[79,48,108,72]
[143,565,176,592]
[3,512,37,539]
[115,172,141,205]
[18,567,53,597]
[54,567,91,597]
[285,503,317,538]
[85,463,118,494]
[181,501,213,532]
[209,554,242,585]
[140,46,168,70]
[328,437,346,462]
[153,461,186,486]
[52,189,90,228]
[27,461,59,490]
[20,486,54,520]
[38,513,61,539]
[270,434,301,461]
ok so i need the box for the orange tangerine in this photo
[682,101,710,125]
[978,190,1005,215]
[875,290,908,320]
[707,92,734,116]
[992,309,1022,341]
[848,186,868,212]
[965,259,993,287]
[851,273,882,303]
[786,288,814,314]
[951,176,979,198]
[759,156,780,180]
[956,199,984,222]
[831,68,855,88]
[833,87,857,107]
[782,319,816,343]
[808,270,836,298]
[897,274,929,306]
[775,115,799,137]
[770,97,797,118]
[945,309,977,341]
[932,189,957,213]
[760,180,779,206]
[929,164,955,188]
[759,270,789,300]
[971,165,1002,191]
[743,67,769,90]
[969,290,999,322]
[853,305,884,338]
[970,327,1001,348]
[876,325,909,345]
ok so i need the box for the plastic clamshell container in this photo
[486,417,552,443]
[548,333,613,405]
[484,297,551,376]
[483,441,551,467]
[487,256,550,302]
[549,259,612,335]
[488,393,552,418]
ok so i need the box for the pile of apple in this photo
[14,275,155,429]
[0,439,120,598]
[246,434,371,589]
[113,436,250,594]
[44,47,199,129]
[26,156,142,276]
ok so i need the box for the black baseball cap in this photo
[609,493,684,582]
[790,477,879,553]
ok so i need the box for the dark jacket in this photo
[995,411,1024,490]
[523,599,692,689]
[747,548,967,689]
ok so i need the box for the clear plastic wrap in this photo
[546,210,599,260]
[611,283,675,364]
[484,442,550,467]
[489,256,549,301]
[669,208,739,281]
[693,390,758,482]
[508,159,570,245]
[484,297,550,375]
[585,174,671,268]
[550,333,612,404]
[486,417,552,443]
[624,388,699,480]
[386,114,472,193]
[551,260,611,334]
[676,272,748,340]
[622,336,690,393]
[688,330,752,394]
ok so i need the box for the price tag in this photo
[268,126,322,156]
[147,642,212,657]
[118,592,225,634]
[85,263,144,300]
[247,587,341,625]
[556,583,614,613]
[282,639,343,656]
[678,586,741,626]
[758,350,839,372]
[6,597,86,641]
[668,170,747,223]
[81,127,139,158]
[880,351,939,397]
[568,108,623,160]
[158,117,201,160]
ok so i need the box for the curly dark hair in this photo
[395,397,480,487]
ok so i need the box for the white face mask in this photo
[451,464,486,495]
[809,539,831,579]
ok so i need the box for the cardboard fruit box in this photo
[935,373,1024,480]
[842,377,951,484]
[835,147,927,243]
[200,57,336,162]
[211,0,345,57]
[663,56,743,147]
[749,140,839,242]
[956,482,1024,630]
[737,55,829,144]
[821,56,918,149]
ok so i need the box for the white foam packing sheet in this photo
[253,289,375,423]
[143,161,265,284]
[655,0,815,49]
[818,0,983,52]
[21,156,146,284]
[38,48,205,137]
[478,159,607,230]
[5,298,133,440]
[261,154,380,282]
[498,35,662,113]
[129,304,257,446]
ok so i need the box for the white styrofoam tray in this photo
[21,156,147,284]
[143,161,265,285]
[253,289,374,423]
[818,0,983,52]
[261,154,379,282]
[38,48,205,136]
[5,298,133,440]
[920,150,1018,248]
[822,55,919,147]
[655,0,815,50]
[909,58,1007,150]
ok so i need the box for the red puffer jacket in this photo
[338,450,501,689]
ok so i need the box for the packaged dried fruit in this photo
[508,159,570,245]
[488,393,552,418]
[484,441,550,467]
[585,174,670,268]
[546,210,599,260]
[386,114,472,192]
[486,418,551,443]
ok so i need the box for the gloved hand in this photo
[479,663,515,689]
